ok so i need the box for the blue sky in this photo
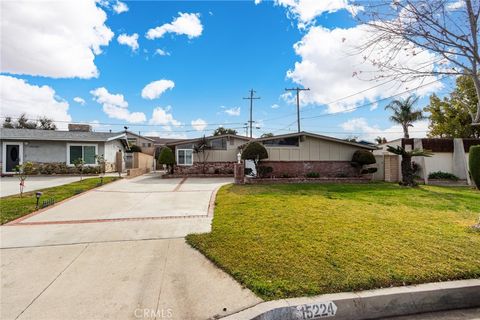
[1,0,454,140]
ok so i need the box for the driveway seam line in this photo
[154,240,171,320]
[13,243,90,320]
[173,177,188,192]
[7,214,210,226]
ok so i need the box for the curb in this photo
[222,279,480,320]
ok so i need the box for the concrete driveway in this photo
[1,174,261,320]
[1,176,92,197]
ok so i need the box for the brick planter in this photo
[245,176,372,184]
[260,161,358,178]
[174,162,235,175]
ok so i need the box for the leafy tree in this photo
[351,150,376,175]
[128,145,142,153]
[260,133,274,138]
[241,142,268,175]
[38,117,57,130]
[358,0,480,125]
[385,96,425,139]
[345,136,359,143]
[95,154,106,184]
[375,137,387,144]
[158,147,175,174]
[72,158,85,181]
[213,127,237,136]
[425,76,480,138]
[193,136,211,174]
[469,145,480,189]
[16,114,37,129]
[2,117,14,128]
[387,146,432,187]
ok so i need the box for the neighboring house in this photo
[165,131,375,177]
[250,132,376,177]
[0,125,128,174]
[166,134,252,174]
[373,138,480,184]
[124,131,156,155]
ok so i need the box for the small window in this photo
[148,143,152,147]
[177,149,193,166]
[210,138,227,150]
[142,143,147,147]
[263,137,299,147]
[69,145,97,165]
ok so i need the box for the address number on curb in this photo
[296,301,337,319]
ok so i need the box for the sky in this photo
[1,0,457,141]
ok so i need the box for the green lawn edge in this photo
[0,176,120,224]
[186,183,480,300]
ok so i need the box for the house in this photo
[124,131,156,155]
[248,132,377,177]
[373,138,480,184]
[165,134,252,174]
[0,125,128,174]
[164,131,376,177]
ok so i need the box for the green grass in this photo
[186,183,480,300]
[0,176,119,224]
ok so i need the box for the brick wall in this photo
[174,161,235,175]
[260,161,358,177]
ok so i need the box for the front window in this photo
[209,137,227,150]
[177,149,193,166]
[69,145,97,165]
[263,137,299,147]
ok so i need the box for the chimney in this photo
[68,124,92,132]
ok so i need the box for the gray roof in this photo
[0,128,127,142]
[247,131,377,150]
[165,134,252,146]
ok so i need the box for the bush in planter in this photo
[241,142,268,176]
[428,171,459,181]
[351,150,376,176]
[158,147,175,174]
[468,145,480,189]
[257,166,273,178]
[306,172,320,178]
[361,167,378,174]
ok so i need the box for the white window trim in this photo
[2,141,23,174]
[66,143,98,166]
[176,148,193,166]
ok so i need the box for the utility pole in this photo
[285,87,310,133]
[243,89,260,138]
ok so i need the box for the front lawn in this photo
[0,176,119,224]
[186,183,480,300]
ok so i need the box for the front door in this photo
[5,144,20,172]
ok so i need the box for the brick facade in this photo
[260,161,358,178]
[174,161,235,175]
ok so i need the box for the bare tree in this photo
[358,0,480,125]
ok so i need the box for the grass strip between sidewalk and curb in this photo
[0,177,120,224]
[186,182,480,300]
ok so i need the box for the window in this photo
[142,143,147,147]
[68,144,97,165]
[209,137,227,150]
[263,137,299,147]
[148,143,152,147]
[177,149,193,166]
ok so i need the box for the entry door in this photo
[5,144,20,172]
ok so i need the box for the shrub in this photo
[241,142,268,174]
[280,173,290,178]
[469,145,480,189]
[158,147,175,173]
[361,167,378,174]
[128,145,142,153]
[257,166,273,178]
[428,171,459,181]
[244,168,253,176]
[351,150,376,166]
[306,172,320,178]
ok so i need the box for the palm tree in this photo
[385,96,424,139]
[387,145,432,187]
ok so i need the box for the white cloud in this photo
[275,0,362,27]
[154,49,170,56]
[286,24,442,113]
[113,0,128,14]
[73,97,86,105]
[150,107,181,127]
[117,33,139,52]
[191,118,208,131]
[271,104,280,109]
[0,76,72,130]
[340,117,430,141]
[255,0,262,4]
[1,0,113,79]
[223,106,241,116]
[146,12,203,40]
[90,87,146,123]
[141,80,175,100]
[446,0,465,10]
